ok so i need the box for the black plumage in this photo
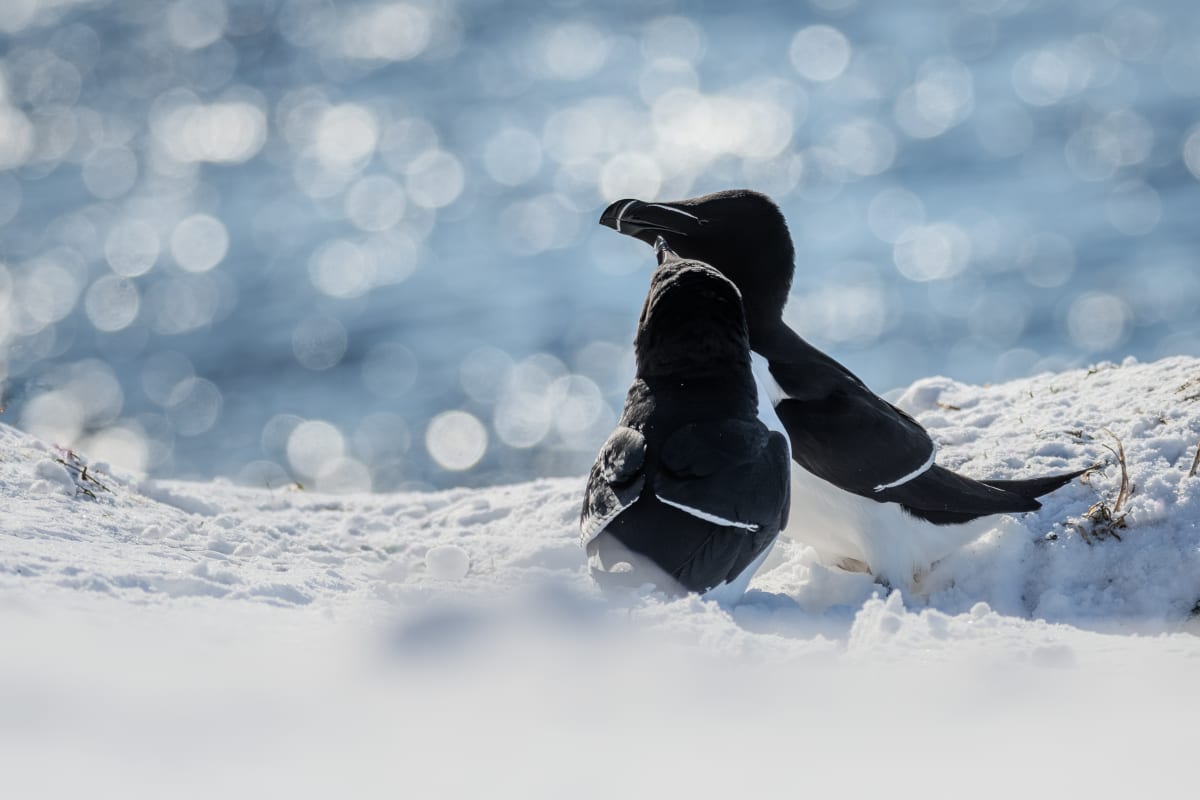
[581,244,790,599]
[598,190,1088,533]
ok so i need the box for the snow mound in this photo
[3,356,1200,798]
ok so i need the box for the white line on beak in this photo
[647,204,699,220]
[614,200,638,234]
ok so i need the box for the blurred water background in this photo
[1,0,1199,491]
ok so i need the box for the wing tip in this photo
[901,494,1040,525]
[980,463,1097,501]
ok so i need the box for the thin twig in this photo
[1189,438,1200,478]
[1071,428,1131,544]
[53,448,113,498]
[1100,428,1130,513]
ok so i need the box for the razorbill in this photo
[580,238,791,604]
[599,190,1090,587]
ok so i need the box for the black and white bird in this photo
[599,190,1089,587]
[581,239,791,604]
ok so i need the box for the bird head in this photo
[600,190,795,334]
[633,244,750,379]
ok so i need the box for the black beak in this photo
[598,199,703,244]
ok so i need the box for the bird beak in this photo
[598,199,704,245]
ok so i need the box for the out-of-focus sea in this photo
[1,0,1198,491]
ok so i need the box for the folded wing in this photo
[579,426,646,546]
[656,419,791,535]
[771,357,936,498]
[769,354,1083,524]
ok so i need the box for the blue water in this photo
[1,0,1198,491]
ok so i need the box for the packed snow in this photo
[3,355,1200,798]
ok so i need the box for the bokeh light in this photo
[81,147,138,199]
[1184,126,1200,179]
[85,275,141,333]
[105,219,161,278]
[405,149,464,209]
[165,377,222,437]
[425,410,487,471]
[167,0,228,51]
[1067,293,1132,353]
[292,315,348,371]
[484,127,543,187]
[345,175,406,231]
[0,1,1196,491]
[287,419,345,480]
[893,223,971,282]
[171,214,229,273]
[308,239,375,298]
[790,25,852,82]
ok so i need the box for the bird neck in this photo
[634,322,754,382]
[635,354,755,391]
[749,317,806,362]
[747,315,872,401]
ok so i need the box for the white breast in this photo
[750,353,790,456]
[750,353,992,589]
[784,464,993,588]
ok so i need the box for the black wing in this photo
[585,420,789,594]
[656,419,791,535]
[580,426,646,545]
[771,354,936,499]
[887,464,1095,524]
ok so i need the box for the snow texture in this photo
[3,356,1200,799]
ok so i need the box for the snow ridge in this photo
[3,356,1199,625]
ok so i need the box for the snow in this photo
[3,356,1200,798]
[425,543,472,580]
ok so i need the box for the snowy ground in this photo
[3,356,1200,798]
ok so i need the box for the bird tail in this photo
[980,464,1096,501]
[885,464,1093,526]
